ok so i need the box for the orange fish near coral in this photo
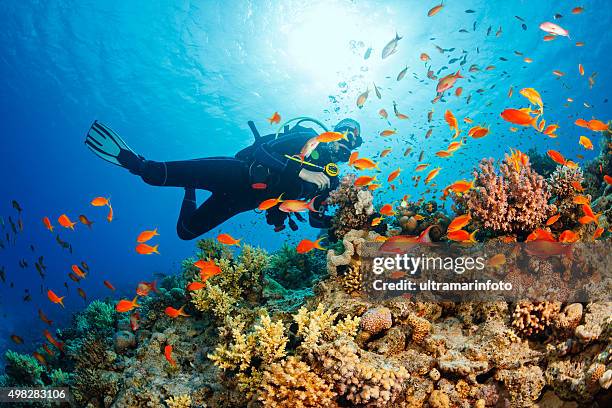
[547,150,567,166]
[352,157,379,170]
[136,281,159,296]
[164,345,176,367]
[32,352,47,366]
[447,229,478,243]
[448,214,471,232]
[354,176,377,187]
[57,214,76,230]
[546,214,561,226]
[137,228,159,243]
[558,230,579,243]
[43,329,64,352]
[447,179,474,194]
[135,243,159,255]
[468,126,489,139]
[444,110,460,138]
[296,237,325,254]
[572,195,590,205]
[279,197,318,213]
[116,296,140,313]
[217,233,241,246]
[11,334,23,344]
[379,204,395,217]
[194,259,222,280]
[165,305,190,318]
[604,175,612,185]
[593,227,604,239]
[500,109,537,126]
[579,136,593,150]
[268,112,281,124]
[487,254,506,268]
[42,217,54,232]
[187,281,206,291]
[587,119,609,132]
[47,290,64,308]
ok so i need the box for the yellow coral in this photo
[165,394,192,408]
[258,356,337,408]
[294,304,360,350]
[408,313,432,343]
[190,283,236,319]
[253,313,287,364]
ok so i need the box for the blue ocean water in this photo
[0,0,610,366]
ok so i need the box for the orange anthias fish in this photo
[136,281,159,297]
[604,175,612,185]
[11,334,24,344]
[57,214,76,230]
[424,167,441,184]
[379,204,396,216]
[437,70,463,94]
[77,288,87,301]
[487,254,507,268]
[379,109,388,119]
[38,309,53,326]
[579,136,593,150]
[420,52,430,61]
[194,259,222,279]
[296,237,326,254]
[381,169,400,185]
[368,183,381,191]
[116,296,140,313]
[47,290,64,308]
[444,110,460,138]
[43,329,64,352]
[500,109,537,126]
[380,129,397,137]
[316,131,348,143]
[217,233,241,246]
[32,352,47,366]
[593,227,604,239]
[571,181,584,191]
[436,150,452,158]
[164,345,177,367]
[71,264,87,278]
[42,343,54,356]
[79,215,94,229]
[258,193,284,211]
[448,179,474,194]
[352,157,379,170]
[103,280,116,291]
[91,197,110,207]
[268,112,281,124]
[187,281,206,291]
[547,150,567,166]
[348,151,359,166]
[42,217,54,232]
[519,88,543,109]
[415,163,429,172]
[558,230,579,243]
[356,89,369,108]
[354,175,377,187]
[279,197,318,213]
[587,119,609,132]
[573,195,591,205]
[448,214,471,232]
[468,126,489,138]
[130,312,140,331]
[579,64,585,76]
[107,204,114,222]
[427,3,444,17]
[447,229,478,243]
[137,228,159,243]
[526,228,556,242]
[546,214,561,226]
[379,226,434,253]
[380,148,392,158]
[165,305,190,318]
[135,243,159,255]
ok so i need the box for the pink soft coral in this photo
[458,154,555,234]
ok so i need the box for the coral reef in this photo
[165,394,192,408]
[456,155,555,235]
[327,174,375,239]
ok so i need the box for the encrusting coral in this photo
[327,174,375,239]
[165,394,192,408]
[512,300,561,337]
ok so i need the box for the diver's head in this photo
[331,118,362,162]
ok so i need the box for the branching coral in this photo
[327,174,374,239]
[294,304,360,351]
[3,350,45,386]
[458,155,554,235]
[265,243,327,289]
[258,356,337,408]
[165,394,192,408]
[512,300,561,337]
[547,165,586,229]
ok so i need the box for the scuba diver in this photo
[85,117,362,240]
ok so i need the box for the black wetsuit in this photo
[138,125,338,240]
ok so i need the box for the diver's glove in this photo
[299,169,330,190]
[117,150,146,175]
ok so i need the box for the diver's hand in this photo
[299,169,330,190]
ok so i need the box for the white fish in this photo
[539,22,569,37]
[381,33,402,59]
[374,83,381,99]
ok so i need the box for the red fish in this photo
[137,228,159,243]
[500,109,537,126]
[547,150,567,166]
[130,312,141,331]
[43,329,64,352]
[57,214,76,230]
[296,237,325,254]
[258,193,284,211]
[165,305,190,318]
[164,345,176,367]
[268,112,281,124]
[194,259,222,281]
[116,296,140,313]
[103,280,116,291]
[135,243,159,255]
[437,70,463,94]
[187,281,206,291]
[47,290,65,308]
[42,217,54,232]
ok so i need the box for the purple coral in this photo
[459,156,554,234]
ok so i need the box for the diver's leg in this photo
[176,191,247,240]
[140,158,248,191]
